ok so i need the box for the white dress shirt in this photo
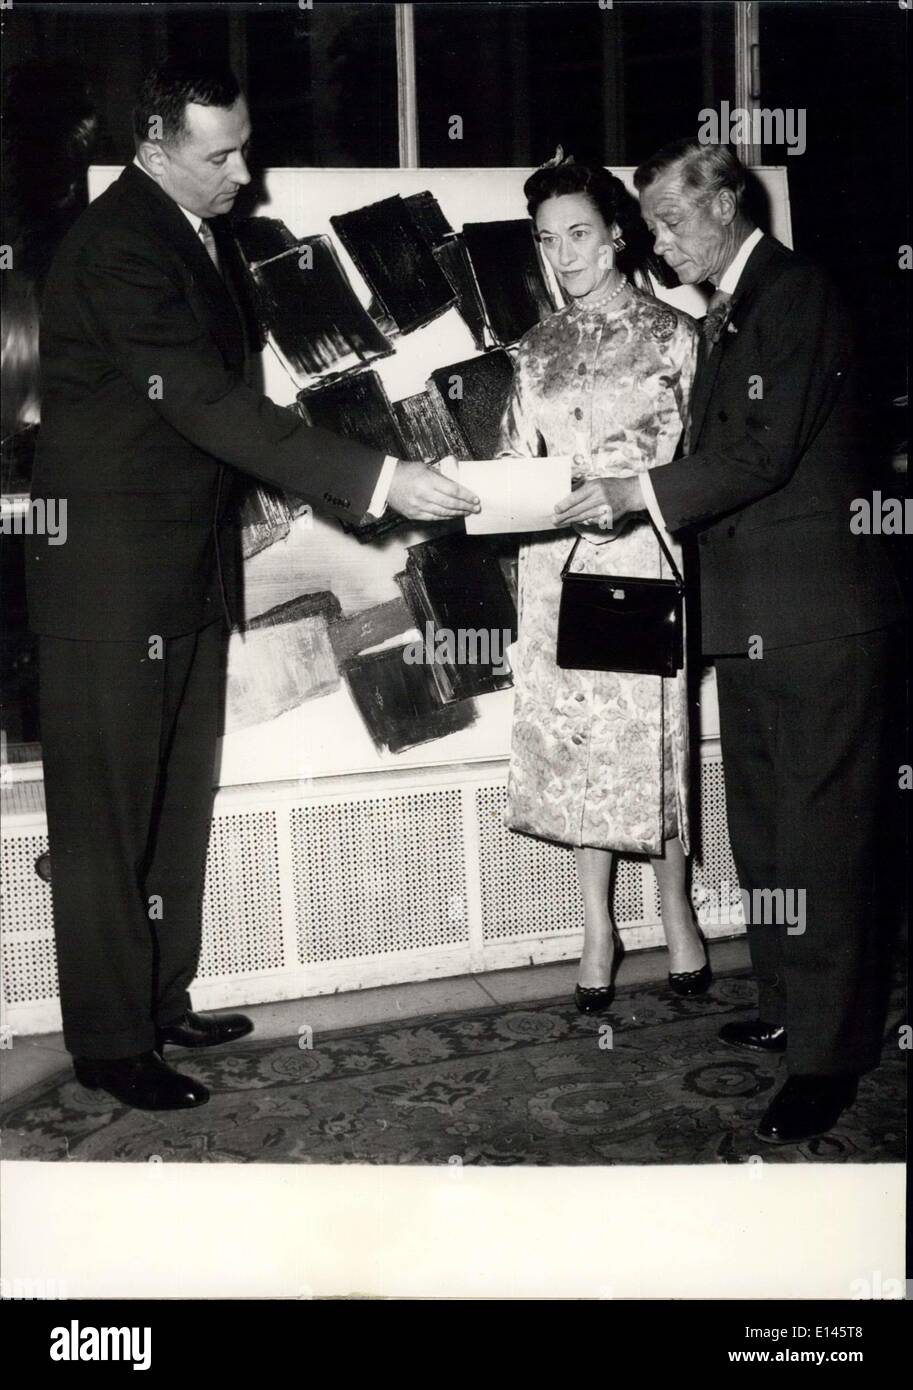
[130,157,396,519]
[717,225,765,295]
[639,226,765,532]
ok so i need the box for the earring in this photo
[613,235,626,252]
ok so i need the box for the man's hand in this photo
[553,474,643,532]
[387,459,480,522]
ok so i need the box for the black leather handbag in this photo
[556,520,684,676]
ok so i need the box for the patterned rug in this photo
[1,972,904,1164]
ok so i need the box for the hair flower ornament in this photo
[541,144,574,168]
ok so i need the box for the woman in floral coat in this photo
[498,154,708,1010]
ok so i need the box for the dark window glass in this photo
[414,1,734,168]
[760,1,907,414]
[244,4,398,166]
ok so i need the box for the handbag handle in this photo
[560,511,685,586]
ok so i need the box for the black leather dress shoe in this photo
[157,1009,254,1049]
[719,1018,787,1053]
[669,962,712,996]
[73,1050,209,1110]
[755,1074,858,1145]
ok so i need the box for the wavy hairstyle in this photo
[523,152,676,289]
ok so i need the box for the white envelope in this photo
[439,455,572,534]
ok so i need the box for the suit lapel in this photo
[117,164,245,366]
[209,219,259,362]
[689,335,725,445]
[689,234,784,448]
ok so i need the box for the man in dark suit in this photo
[556,139,906,1144]
[25,60,478,1111]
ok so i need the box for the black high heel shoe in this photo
[668,958,712,996]
[668,914,712,996]
[575,933,625,1014]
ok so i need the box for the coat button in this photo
[575,692,585,702]
[572,561,585,572]
[573,407,583,420]
[699,535,708,546]
[718,410,728,422]
[577,363,587,375]
[727,525,736,537]
[571,734,584,745]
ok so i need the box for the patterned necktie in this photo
[682,288,732,453]
[701,287,732,346]
[199,219,221,275]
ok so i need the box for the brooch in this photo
[649,309,677,342]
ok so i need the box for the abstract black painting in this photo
[297,368,406,459]
[225,590,343,733]
[396,533,517,701]
[462,219,557,346]
[328,597,415,665]
[392,390,469,464]
[331,195,456,334]
[433,235,490,352]
[238,229,393,379]
[296,369,408,541]
[403,190,455,249]
[231,215,300,265]
[426,349,516,460]
[341,644,476,754]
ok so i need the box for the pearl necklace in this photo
[574,273,628,310]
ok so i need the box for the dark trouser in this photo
[38,621,225,1059]
[714,626,903,1077]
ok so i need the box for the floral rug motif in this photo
[1,973,904,1165]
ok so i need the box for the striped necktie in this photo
[199,219,221,275]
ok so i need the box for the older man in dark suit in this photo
[557,139,906,1144]
[26,61,478,1111]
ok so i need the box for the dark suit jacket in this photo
[26,163,386,640]
[650,233,906,654]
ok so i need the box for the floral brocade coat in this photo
[498,284,699,855]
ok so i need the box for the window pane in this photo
[414,0,734,168]
[245,3,398,166]
[759,1,907,436]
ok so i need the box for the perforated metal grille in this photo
[0,833,53,936]
[477,786,576,939]
[650,757,741,920]
[1,754,740,1025]
[479,765,740,940]
[2,934,59,1004]
[198,811,285,978]
[476,785,654,939]
[291,789,468,963]
[613,858,648,925]
[693,758,740,894]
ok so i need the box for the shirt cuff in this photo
[639,470,667,535]
[364,455,399,520]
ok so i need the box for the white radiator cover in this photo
[0,744,742,1037]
